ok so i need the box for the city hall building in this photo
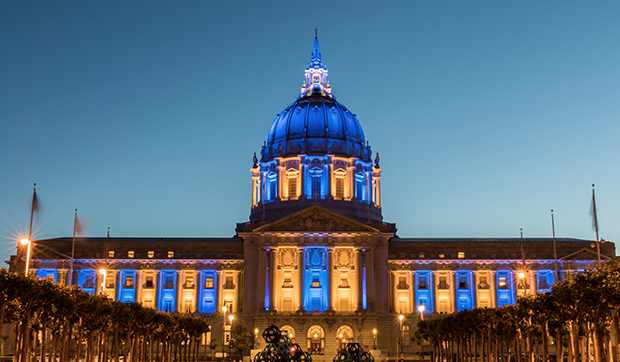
[11,34,615,359]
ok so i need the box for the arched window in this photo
[354,172,365,201]
[336,325,355,346]
[267,172,277,202]
[307,325,325,355]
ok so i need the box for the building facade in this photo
[10,33,615,360]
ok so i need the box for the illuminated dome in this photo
[248,30,383,226]
[261,94,371,162]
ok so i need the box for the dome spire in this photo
[301,28,332,98]
[311,28,322,66]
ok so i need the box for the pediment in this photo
[253,206,379,233]
[560,247,610,261]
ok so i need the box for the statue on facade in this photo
[333,342,374,362]
[253,325,312,362]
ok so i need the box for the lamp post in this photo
[417,304,426,321]
[398,314,404,360]
[254,327,259,349]
[19,238,31,276]
[98,268,107,296]
[372,328,377,350]
[228,314,235,361]
[221,306,228,359]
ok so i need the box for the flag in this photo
[590,185,599,238]
[31,186,39,214]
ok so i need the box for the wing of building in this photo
[9,32,615,360]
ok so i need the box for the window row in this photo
[105,250,175,259]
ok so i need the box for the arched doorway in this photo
[307,325,325,355]
[336,325,355,345]
[336,325,355,347]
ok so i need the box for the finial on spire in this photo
[374,152,381,168]
[301,29,332,98]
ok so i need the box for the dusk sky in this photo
[2,1,619,264]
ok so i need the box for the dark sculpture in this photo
[253,325,312,362]
[333,342,374,362]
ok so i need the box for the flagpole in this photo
[69,209,78,287]
[24,183,37,276]
[592,184,601,263]
[551,209,559,280]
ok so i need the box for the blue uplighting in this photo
[536,269,555,293]
[198,270,218,314]
[495,270,515,307]
[454,270,475,312]
[415,270,434,314]
[118,270,136,303]
[157,270,177,312]
[303,247,329,312]
[303,156,329,199]
[77,269,96,295]
[36,268,58,283]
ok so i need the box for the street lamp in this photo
[228,315,235,361]
[221,306,228,358]
[254,327,259,349]
[19,238,32,276]
[398,314,404,360]
[417,304,426,321]
[372,328,378,349]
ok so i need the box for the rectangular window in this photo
[418,276,428,290]
[127,250,135,258]
[205,277,214,289]
[167,251,174,258]
[288,177,297,199]
[478,275,490,289]
[458,275,468,289]
[144,275,154,289]
[498,276,508,289]
[164,276,174,289]
[311,276,321,288]
[438,276,449,289]
[184,276,195,289]
[147,250,155,258]
[84,275,95,289]
[108,250,115,258]
[125,275,134,288]
[311,176,321,199]
[457,252,465,259]
[105,272,115,288]
[397,276,409,290]
[282,273,294,288]
[223,276,235,289]
[335,177,345,199]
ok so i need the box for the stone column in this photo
[257,245,266,312]
[298,247,305,312]
[367,248,376,312]
[327,248,333,311]
[358,248,365,311]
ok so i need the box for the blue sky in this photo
[1,1,618,264]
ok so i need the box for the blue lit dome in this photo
[261,95,371,161]
[260,30,371,162]
[248,30,384,227]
